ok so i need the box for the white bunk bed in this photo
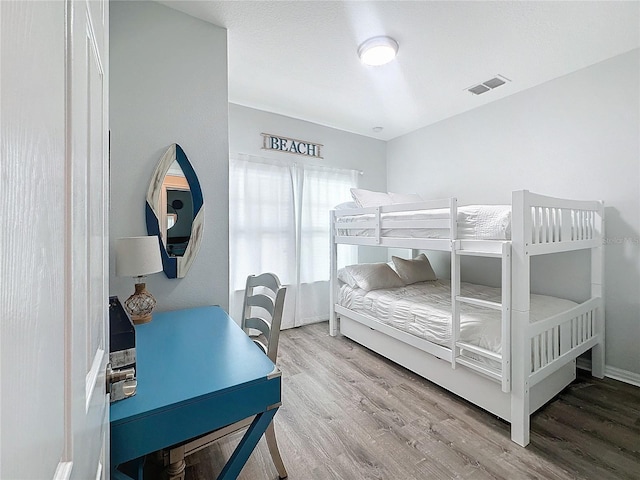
[329,190,605,447]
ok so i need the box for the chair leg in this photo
[165,445,187,480]
[265,421,288,479]
[165,459,186,480]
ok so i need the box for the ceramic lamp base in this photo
[130,312,153,325]
[124,282,157,325]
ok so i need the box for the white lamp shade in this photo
[116,236,163,277]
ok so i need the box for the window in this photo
[229,155,357,328]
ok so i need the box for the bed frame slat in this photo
[455,296,502,310]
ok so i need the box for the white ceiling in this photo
[162,1,640,141]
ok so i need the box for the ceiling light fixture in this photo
[358,36,399,66]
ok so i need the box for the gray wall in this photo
[230,104,387,191]
[109,1,230,311]
[229,104,388,264]
[387,50,640,378]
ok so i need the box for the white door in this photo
[0,1,110,479]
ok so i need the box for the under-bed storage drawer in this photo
[339,315,512,421]
[339,316,577,421]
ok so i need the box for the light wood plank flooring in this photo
[147,322,640,480]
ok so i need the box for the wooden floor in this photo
[148,322,640,480]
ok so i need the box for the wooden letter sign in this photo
[261,133,323,159]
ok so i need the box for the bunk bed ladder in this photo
[450,198,460,370]
[451,239,461,370]
[452,241,512,393]
[499,242,512,392]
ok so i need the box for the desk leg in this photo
[217,408,278,480]
[112,456,145,480]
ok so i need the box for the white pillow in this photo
[391,253,437,284]
[334,201,359,210]
[337,267,358,287]
[388,192,423,204]
[350,188,392,208]
[345,263,405,291]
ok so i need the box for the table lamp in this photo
[116,236,163,324]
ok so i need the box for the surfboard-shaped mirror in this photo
[146,144,204,278]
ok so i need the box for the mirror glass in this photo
[146,144,204,278]
[163,162,194,256]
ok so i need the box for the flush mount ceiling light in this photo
[358,36,399,66]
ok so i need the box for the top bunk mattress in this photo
[335,204,512,240]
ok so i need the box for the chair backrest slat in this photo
[246,272,280,292]
[244,316,271,339]
[247,294,275,315]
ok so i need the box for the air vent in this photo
[483,77,505,89]
[467,75,510,95]
[468,84,490,95]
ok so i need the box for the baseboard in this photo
[577,358,640,387]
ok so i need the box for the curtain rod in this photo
[232,153,364,175]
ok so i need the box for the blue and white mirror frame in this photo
[146,144,204,278]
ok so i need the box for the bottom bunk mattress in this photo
[337,280,577,356]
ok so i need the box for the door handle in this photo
[106,363,137,402]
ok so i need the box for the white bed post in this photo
[591,202,605,378]
[329,210,339,336]
[511,190,531,446]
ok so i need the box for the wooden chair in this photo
[240,273,288,478]
[159,273,288,480]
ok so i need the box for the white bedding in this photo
[337,280,576,357]
[336,204,512,240]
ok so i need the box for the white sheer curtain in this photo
[229,155,357,329]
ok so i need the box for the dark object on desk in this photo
[108,296,137,403]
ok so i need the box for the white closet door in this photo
[0,1,110,479]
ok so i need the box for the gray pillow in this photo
[345,263,405,291]
[391,253,437,284]
[337,267,358,288]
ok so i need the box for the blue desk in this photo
[110,306,281,479]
